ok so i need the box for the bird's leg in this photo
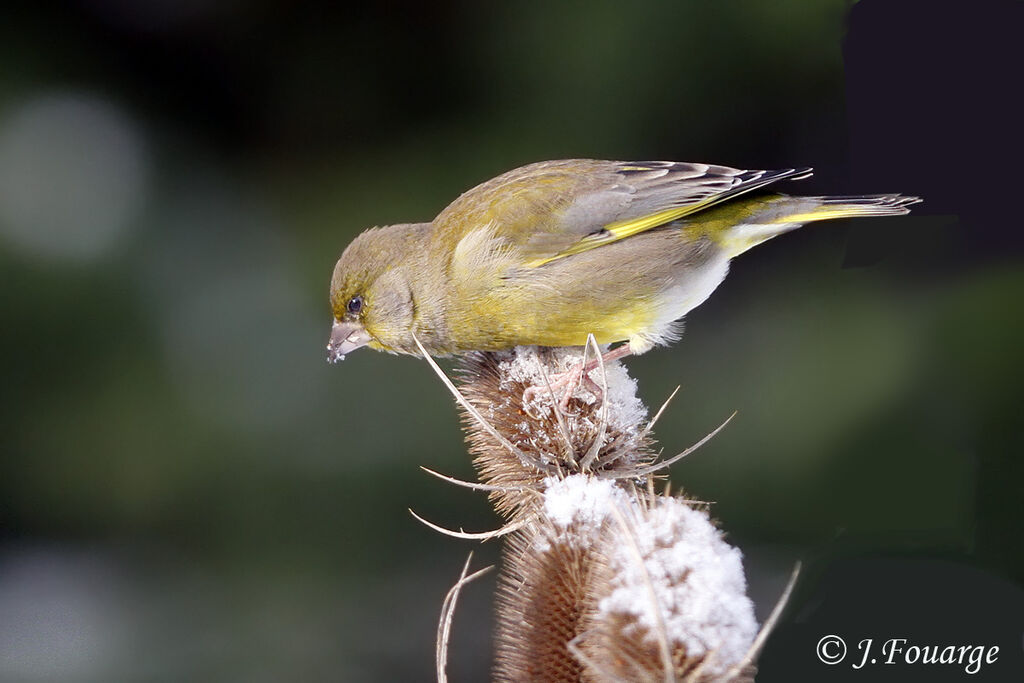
[564,342,634,411]
[522,369,577,417]
[522,343,633,415]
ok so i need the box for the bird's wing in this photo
[434,160,812,269]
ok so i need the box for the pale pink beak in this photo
[326,321,372,363]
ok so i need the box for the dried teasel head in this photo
[418,339,773,682]
[455,346,660,518]
[576,486,759,682]
[494,477,638,682]
[495,475,759,682]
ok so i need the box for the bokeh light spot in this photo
[0,92,150,263]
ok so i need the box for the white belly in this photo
[629,256,731,353]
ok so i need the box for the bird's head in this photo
[327,223,429,362]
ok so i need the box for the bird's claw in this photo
[521,365,594,418]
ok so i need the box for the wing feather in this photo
[433,159,812,270]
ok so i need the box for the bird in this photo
[327,159,919,369]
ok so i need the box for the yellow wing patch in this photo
[523,198,718,268]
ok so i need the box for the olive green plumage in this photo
[327,159,919,361]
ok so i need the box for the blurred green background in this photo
[1,1,1020,681]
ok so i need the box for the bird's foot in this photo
[522,343,633,417]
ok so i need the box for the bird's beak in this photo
[327,321,372,363]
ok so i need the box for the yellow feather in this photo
[772,207,872,223]
[523,199,720,268]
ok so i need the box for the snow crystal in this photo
[543,475,628,530]
[597,497,757,675]
[536,475,634,551]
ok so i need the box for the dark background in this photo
[1,1,1020,681]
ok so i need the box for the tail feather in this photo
[797,194,923,220]
[717,193,922,257]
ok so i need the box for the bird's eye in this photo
[347,295,364,315]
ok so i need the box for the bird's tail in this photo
[716,193,922,257]
[783,194,923,223]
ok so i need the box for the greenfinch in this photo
[327,159,919,362]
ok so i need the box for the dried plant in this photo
[413,337,794,682]
[456,346,659,519]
